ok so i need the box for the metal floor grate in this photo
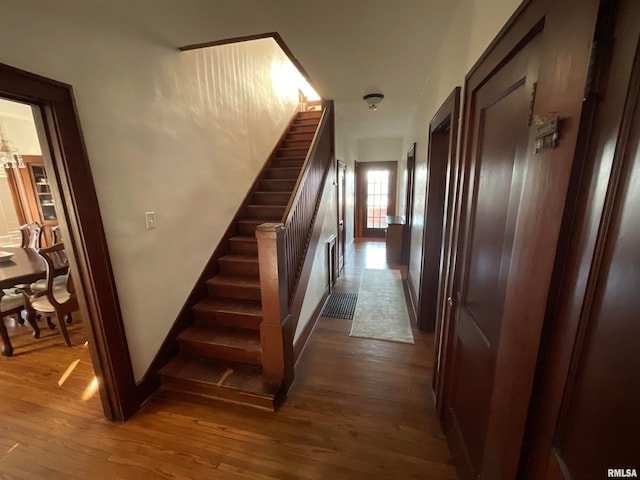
[321,292,358,320]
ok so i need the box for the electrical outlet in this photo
[145,211,156,230]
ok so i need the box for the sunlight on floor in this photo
[364,242,387,269]
[58,359,80,387]
[82,376,99,402]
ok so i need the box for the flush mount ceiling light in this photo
[363,93,384,111]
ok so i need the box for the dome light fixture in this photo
[363,93,384,111]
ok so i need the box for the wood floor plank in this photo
[0,241,457,479]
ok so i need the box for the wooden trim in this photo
[135,106,302,400]
[519,1,639,476]
[416,87,461,422]
[283,105,331,222]
[288,146,336,329]
[417,88,460,332]
[402,143,417,264]
[405,268,419,324]
[179,32,322,104]
[0,62,136,421]
[293,285,330,361]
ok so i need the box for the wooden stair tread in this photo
[192,298,262,316]
[207,275,260,288]
[193,298,261,314]
[178,325,261,350]
[229,235,257,244]
[160,354,279,410]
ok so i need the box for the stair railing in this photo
[256,100,334,390]
[282,101,334,300]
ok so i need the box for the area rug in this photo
[321,292,359,320]
[349,269,415,344]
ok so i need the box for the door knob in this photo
[447,296,454,307]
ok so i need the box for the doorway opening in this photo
[355,161,397,238]
[0,63,137,421]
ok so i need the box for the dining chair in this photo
[51,225,62,244]
[20,222,42,249]
[21,243,77,347]
[0,290,40,356]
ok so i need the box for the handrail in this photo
[281,101,335,300]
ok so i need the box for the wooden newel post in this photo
[255,223,294,392]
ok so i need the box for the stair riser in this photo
[193,310,262,331]
[265,168,300,180]
[207,282,261,301]
[282,139,312,149]
[179,341,262,365]
[259,180,296,192]
[297,111,322,119]
[237,222,261,236]
[293,118,319,129]
[278,149,309,158]
[289,125,317,133]
[160,377,276,411]
[285,132,315,141]
[252,192,291,205]
[219,260,259,277]
[271,159,305,168]
[229,240,257,255]
[245,205,286,220]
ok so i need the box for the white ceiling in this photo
[92,0,460,140]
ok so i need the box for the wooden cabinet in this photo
[12,155,58,245]
[385,216,405,265]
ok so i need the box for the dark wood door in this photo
[521,1,640,477]
[445,36,540,479]
[551,93,640,476]
[427,88,460,418]
[402,143,416,264]
[337,160,346,272]
[443,0,601,477]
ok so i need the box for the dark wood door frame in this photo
[0,62,137,421]
[355,161,398,238]
[402,143,416,264]
[442,0,601,478]
[520,0,639,476]
[336,159,347,273]
[417,89,460,334]
[417,88,461,417]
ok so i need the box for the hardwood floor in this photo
[0,240,457,479]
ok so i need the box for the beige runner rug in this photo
[349,268,415,344]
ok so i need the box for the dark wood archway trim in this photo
[0,62,137,421]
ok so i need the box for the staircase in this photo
[159,109,323,410]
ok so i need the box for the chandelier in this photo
[0,123,25,169]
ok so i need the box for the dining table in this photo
[0,247,66,356]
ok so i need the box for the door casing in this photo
[0,62,138,421]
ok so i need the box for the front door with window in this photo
[356,161,397,238]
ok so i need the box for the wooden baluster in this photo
[255,223,295,392]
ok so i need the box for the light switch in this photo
[145,211,156,230]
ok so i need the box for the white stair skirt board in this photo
[349,268,415,344]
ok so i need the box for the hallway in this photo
[0,240,456,479]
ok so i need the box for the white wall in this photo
[405,0,522,299]
[0,6,302,381]
[0,99,42,155]
[295,166,337,343]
